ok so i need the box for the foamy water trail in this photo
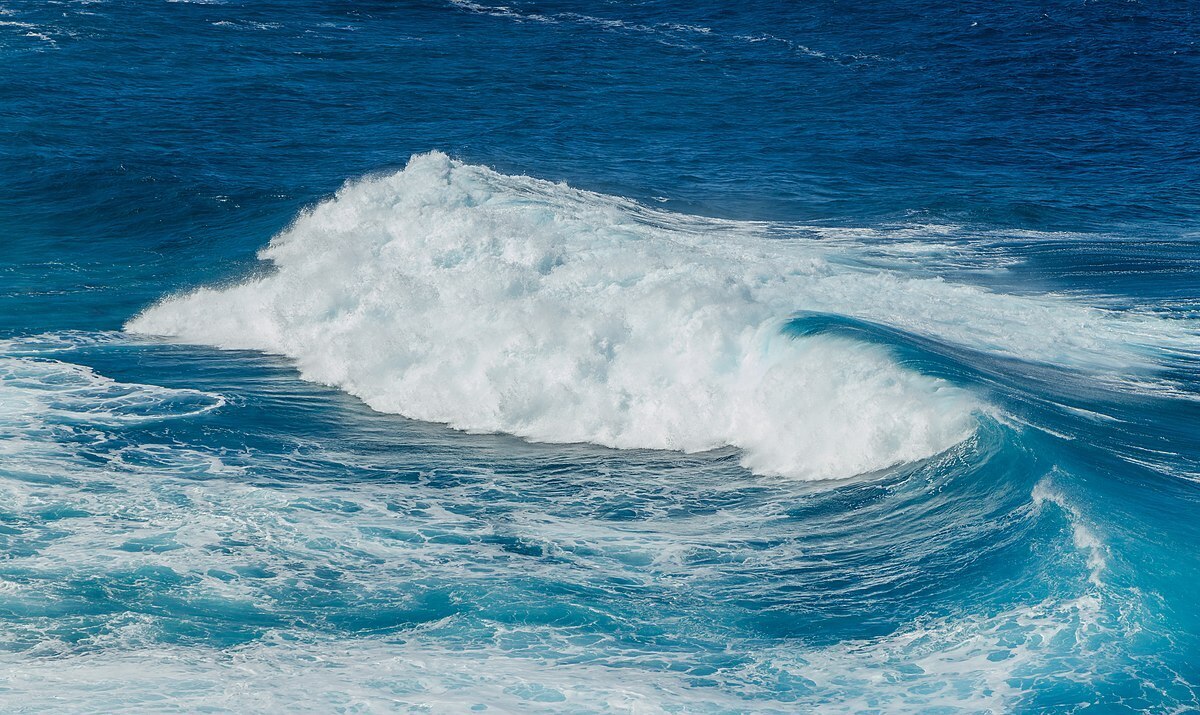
[127,153,1197,479]
[0,357,224,428]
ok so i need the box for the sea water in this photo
[2,1,1199,712]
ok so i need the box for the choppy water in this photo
[2,1,1199,712]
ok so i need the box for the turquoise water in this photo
[2,1,1199,712]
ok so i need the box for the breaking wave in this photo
[127,152,1194,479]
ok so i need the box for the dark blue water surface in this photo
[2,1,1199,712]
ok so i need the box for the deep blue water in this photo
[2,1,1199,712]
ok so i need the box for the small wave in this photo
[1033,477,1108,585]
[210,20,282,31]
[446,1,880,63]
[0,19,58,48]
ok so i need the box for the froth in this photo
[0,357,224,428]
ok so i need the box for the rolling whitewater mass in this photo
[2,0,1200,713]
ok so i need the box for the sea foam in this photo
[0,357,224,428]
[127,153,1189,479]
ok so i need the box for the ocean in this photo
[2,0,1199,712]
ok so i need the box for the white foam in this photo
[0,357,224,428]
[446,1,876,61]
[127,153,1197,479]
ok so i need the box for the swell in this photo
[127,152,1198,480]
